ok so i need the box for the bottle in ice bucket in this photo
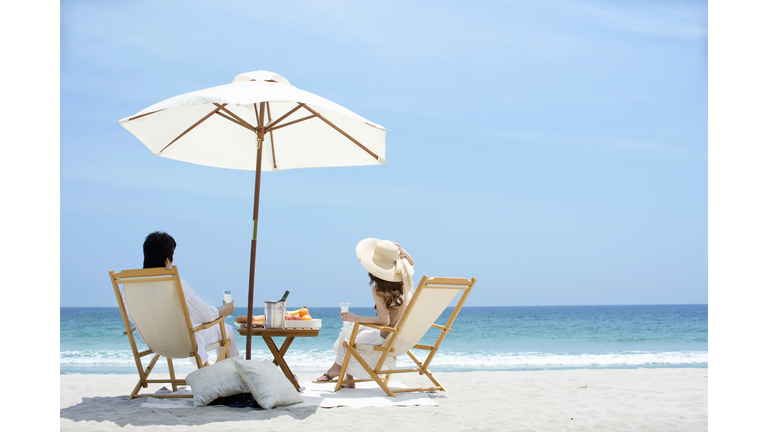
[264,290,290,329]
[279,290,289,328]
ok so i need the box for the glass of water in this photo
[340,301,349,313]
[223,290,232,303]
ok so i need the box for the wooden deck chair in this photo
[109,266,232,399]
[336,276,476,397]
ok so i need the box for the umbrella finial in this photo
[233,71,291,86]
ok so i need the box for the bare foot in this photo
[314,362,342,382]
[341,374,355,388]
[313,373,337,383]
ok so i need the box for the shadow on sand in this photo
[60,395,320,427]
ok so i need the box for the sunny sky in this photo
[54,0,713,308]
[6,2,768,426]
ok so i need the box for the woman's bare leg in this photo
[315,362,342,382]
[341,373,355,388]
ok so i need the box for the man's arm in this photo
[181,280,220,323]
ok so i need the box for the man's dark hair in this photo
[143,231,177,269]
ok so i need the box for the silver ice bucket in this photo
[263,301,286,329]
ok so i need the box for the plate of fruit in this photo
[284,306,322,328]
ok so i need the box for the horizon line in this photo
[61,303,708,308]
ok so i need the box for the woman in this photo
[314,238,415,387]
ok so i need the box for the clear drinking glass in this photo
[223,290,232,303]
[340,301,350,313]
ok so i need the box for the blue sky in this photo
[54,0,712,308]
[8,1,768,425]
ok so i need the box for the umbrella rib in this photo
[213,104,256,132]
[300,105,380,160]
[264,103,305,131]
[253,103,260,128]
[128,109,164,122]
[268,114,317,132]
[159,105,223,153]
[267,102,277,169]
[215,110,254,131]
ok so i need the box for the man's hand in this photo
[219,301,235,318]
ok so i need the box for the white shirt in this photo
[178,280,219,325]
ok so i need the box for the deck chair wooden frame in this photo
[109,266,232,399]
[336,275,476,397]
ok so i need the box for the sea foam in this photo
[60,349,708,374]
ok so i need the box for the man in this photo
[138,231,239,366]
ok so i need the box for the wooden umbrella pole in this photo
[246,126,266,360]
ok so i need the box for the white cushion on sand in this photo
[184,356,248,407]
[234,359,303,409]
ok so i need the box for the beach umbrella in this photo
[118,70,386,358]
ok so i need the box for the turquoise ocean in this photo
[61,305,707,375]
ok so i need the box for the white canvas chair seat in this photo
[110,266,232,399]
[336,276,476,397]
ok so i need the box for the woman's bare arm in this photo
[340,287,390,325]
[393,242,414,266]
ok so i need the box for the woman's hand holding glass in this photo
[340,311,359,322]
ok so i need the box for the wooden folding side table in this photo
[238,327,319,391]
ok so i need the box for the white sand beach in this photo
[60,368,707,431]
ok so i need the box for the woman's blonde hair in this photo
[368,273,404,312]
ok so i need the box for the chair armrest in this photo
[431,324,451,331]
[192,316,226,332]
[355,322,398,333]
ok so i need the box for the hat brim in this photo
[356,238,399,282]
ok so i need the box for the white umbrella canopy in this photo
[118,71,386,358]
[119,71,386,171]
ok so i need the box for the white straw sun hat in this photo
[356,238,416,302]
[356,238,401,282]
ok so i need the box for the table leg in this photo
[262,336,300,391]
[276,336,295,364]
